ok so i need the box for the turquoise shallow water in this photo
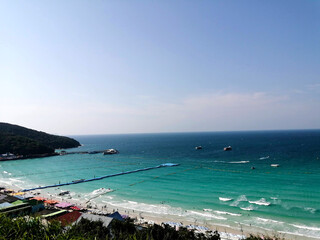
[0,130,319,239]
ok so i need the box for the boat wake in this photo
[228,161,250,164]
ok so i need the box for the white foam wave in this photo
[219,197,233,202]
[187,210,227,220]
[240,205,254,211]
[249,198,271,206]
[304,207,317,214]
[106,199,186,217]
[229,161,249,164]
[214,211,241,217]
[256,217,284,224]
[85,188,113,202]
[291,224,320,231]
[230,195,247,207]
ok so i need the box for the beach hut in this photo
[76,213,114,228]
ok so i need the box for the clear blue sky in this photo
[1,0,319,135]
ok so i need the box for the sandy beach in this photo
[1,181,296,240]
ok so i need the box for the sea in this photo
[0,130,319,239]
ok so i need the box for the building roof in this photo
[53,211,82,227]
[77,213,114,228]
[108,211,124,221]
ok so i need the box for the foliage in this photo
[0,214,222,240]
[0,133,54,155]
[0,122,80,155]
[0,214,64,240]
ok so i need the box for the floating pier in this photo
[21,163,179,192]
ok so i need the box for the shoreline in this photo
[3,181,318,240]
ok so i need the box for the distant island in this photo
[0,122,80,160]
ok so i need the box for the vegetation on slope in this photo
[0,133,54,155]
[0,214,285,240]
[0,122,80,155]
[0,214,220,240]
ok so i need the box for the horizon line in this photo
[68,128,320,137]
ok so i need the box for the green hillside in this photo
[0,123,80,156]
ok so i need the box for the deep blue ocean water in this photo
[1,130,319,239]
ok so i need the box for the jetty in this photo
[21,163,179,192]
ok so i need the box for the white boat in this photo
[271,164,280,167]
[224,146,232,151]
[219,197,233,202]
[195,146,202,150]
[103,149,119,155]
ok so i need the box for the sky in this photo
[0,0,320,135]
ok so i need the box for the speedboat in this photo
[103,149,119,155]
[271,164,280,167]
[224,146,232,151]
[195,146,202,150]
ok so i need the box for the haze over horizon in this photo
[1,1,320,135]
